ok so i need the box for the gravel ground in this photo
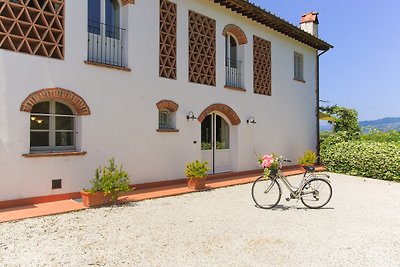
[0,173,400,266]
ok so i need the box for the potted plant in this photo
[81,158,132,207]
[185,160,210,190]
[297,150,317,166]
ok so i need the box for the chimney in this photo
[300,12,319,37]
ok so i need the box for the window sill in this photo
[293,78,305,83]
[156,129,179,133]
[84,61,131,72]
[224,85,246,92]
[23,151,87,158]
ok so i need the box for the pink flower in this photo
[261,154,274,168]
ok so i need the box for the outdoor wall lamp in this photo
[247,116,257,124]
[186,111,197,121]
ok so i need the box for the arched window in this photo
[222,24,247,89]
[225,34,238,69]
[30,101,76,152]
[156,100,179,132]
[225,34,241,88]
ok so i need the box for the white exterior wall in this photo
[0,0,318,201]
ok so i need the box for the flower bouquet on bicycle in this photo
[258,154,280,178]
[252,154,332,209]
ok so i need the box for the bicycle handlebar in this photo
[275,158,292,168]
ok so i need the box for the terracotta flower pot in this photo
[187,177,206,190]
[80,191,112,207]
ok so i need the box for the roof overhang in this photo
[211,0,333,51]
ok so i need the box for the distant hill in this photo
[320,117,400,132]
[359,117,400,132]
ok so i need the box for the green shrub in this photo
[216,141,227,149]
[320,131,355,151]
[297,150,317,165]
[360,129,400,143]
[185,160,209,179]
[201,142,212,150]
[89,158,131,201]
[201,142,227,150]
[319,131,332,144]
[321,141,400,181]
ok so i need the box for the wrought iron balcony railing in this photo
[225,58,242,88]
[87,20,126,67]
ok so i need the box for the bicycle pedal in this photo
[285,197,290,202]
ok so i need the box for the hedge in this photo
[360,130,400,143]
[321,141,400,181]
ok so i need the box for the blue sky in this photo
[249,0,400,121]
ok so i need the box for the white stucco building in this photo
[0,0,332,205]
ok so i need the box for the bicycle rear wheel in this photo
[251,176,281,209]
[300,178,332,209]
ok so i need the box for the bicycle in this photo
[251,158,332,209]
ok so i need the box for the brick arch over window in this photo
[20,88,91,115]
[156,100,179,112]
[222,24,248,45]
[121,0,135,5]
[198,104,241,125]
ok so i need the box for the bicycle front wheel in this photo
[300,178,332,209]
[251,176,281,209]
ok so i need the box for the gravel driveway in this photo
[1,173,399,266]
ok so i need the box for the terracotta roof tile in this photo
[211,0,332,50]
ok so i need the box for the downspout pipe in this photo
[316,49,329,164]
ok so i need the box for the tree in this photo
[320,105,361,136]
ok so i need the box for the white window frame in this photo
[294,52,304,81]
[30,101,76,153]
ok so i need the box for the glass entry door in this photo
[201,113,231,173]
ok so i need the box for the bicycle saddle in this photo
[302,165,315,173]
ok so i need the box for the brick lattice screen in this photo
[188,10,216,86]
[253,35,271,95]
[159,0,177,79]
[0,0,64,59]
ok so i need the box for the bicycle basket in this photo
[270,168,278,176]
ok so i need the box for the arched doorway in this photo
[201,113,231,174]
[198,103,240,174]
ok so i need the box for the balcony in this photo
[225,58,242,89]
[87,20,126,68]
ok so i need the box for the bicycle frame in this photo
[274,171,304,198]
